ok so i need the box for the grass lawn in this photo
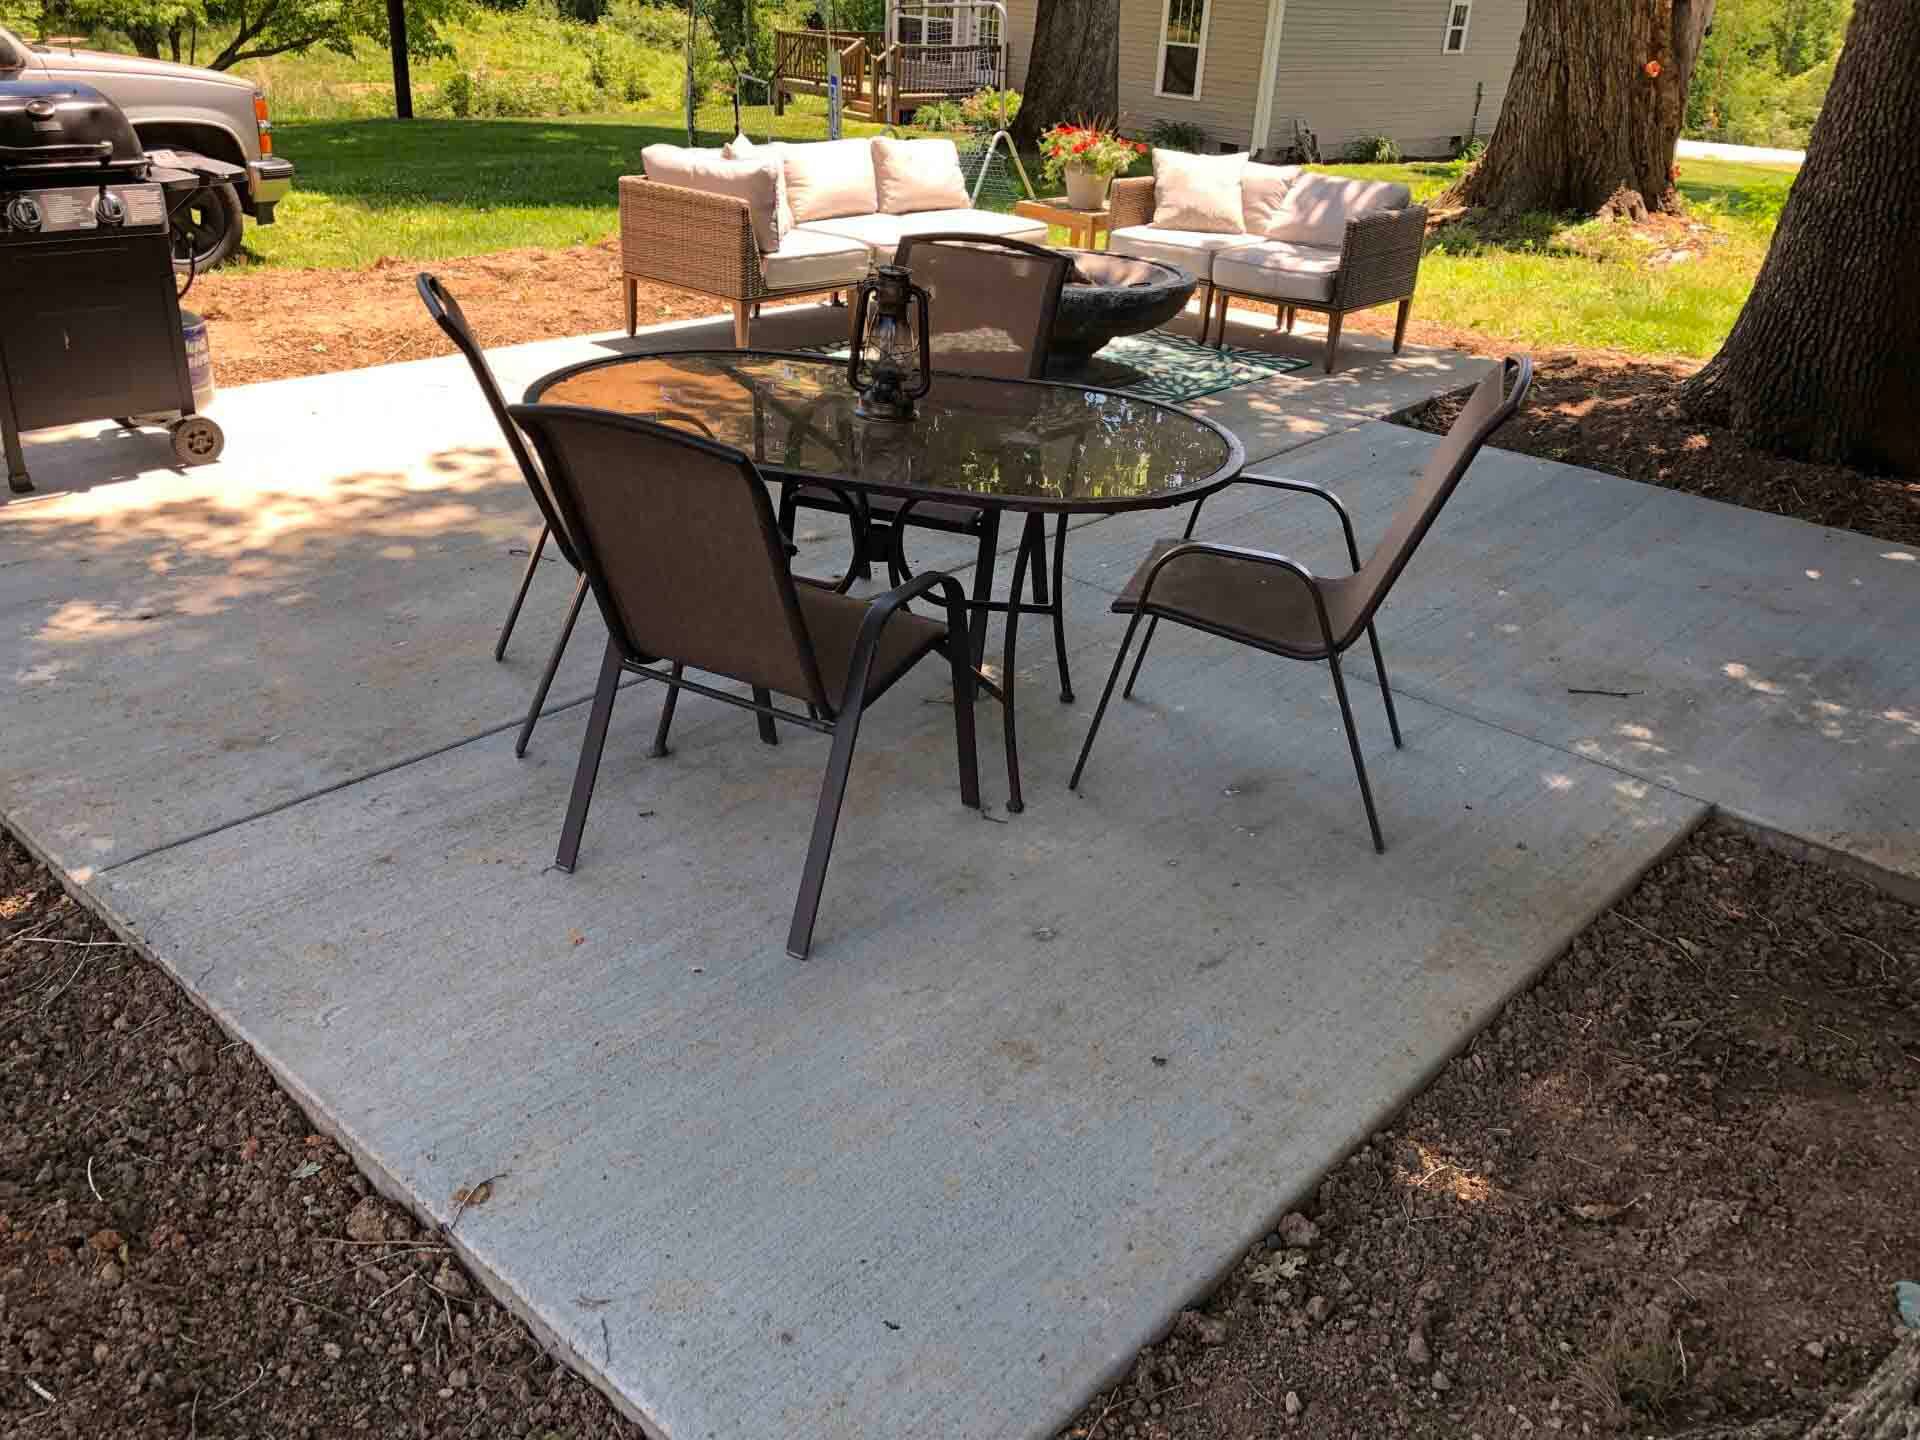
[248,118,1798,360]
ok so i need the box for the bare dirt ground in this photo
[5,819,1915,1438]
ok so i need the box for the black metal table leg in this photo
[966,508,1001,669]
[1000,512,1039,814]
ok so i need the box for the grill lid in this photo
[0,78,145,174]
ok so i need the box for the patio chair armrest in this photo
[1138,541,1335,647]
[1331,204,1427,312]
[838,569,973,708]
[1225,477,1362,570]
[1109,177,1156,231]
[619,175,765,302]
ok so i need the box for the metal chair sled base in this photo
[553,572,981,960]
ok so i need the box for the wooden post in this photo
[387,0,413,119]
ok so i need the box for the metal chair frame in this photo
[1071,356,1533,852]
[510,403,981,959]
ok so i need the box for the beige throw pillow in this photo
[724,134,794,236]
[871,137,972,214]
[1261,172,1412,248]
[782,138,880,224]
[1150,150,1249,234]
[1240,161,1303,236]
[641,143,785,254]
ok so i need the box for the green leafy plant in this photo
[1346,133,1403,163]
[1038,119,1146,184]
[960,87,1020,131]
[1144,118,1208,154]
[911,97,969,132]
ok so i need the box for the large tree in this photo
[1446,0,1715,219]
[1678,0,1919,473]
[1007,0,1115,147]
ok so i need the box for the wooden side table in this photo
[1013,196,1114,251]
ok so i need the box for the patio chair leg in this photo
[495,523,549,662]
[624,278,637,337]
[947,633,981,809]
[1001,515,1037,813]
[515,572,589,758]
[731,300,752,347]
[554,640,625,874]
[1392,298,1412,353]
[788,678,874,959]
[650,663,683,757]
[1365,624,1403,748]
[1328,652,1385,854]
[1123,617,1159,698]
[1070,611,1142,790]
[753,687,780,745]
[1285,306,1296,334]
[1323,312,1345,373]
[1049,513,1073,703]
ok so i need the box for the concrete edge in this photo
[1713,809,1920,909]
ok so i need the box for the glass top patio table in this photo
[524,349,1245,512]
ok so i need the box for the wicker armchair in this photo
[618,176,853,345]
[1108,175,1427,372]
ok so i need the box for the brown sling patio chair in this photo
[417,273,587,757]
[1069,355,1533,852]
[507,402,982,959]
[777,234,1082,699]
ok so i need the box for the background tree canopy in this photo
[1686,0,1852,147]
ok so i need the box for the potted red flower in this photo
[1039,120,1146,210]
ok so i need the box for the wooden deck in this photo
[772,29,1006,125]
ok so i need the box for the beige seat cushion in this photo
[1262,173,1412,248]
[1240,161,1304,235]
[761,227,871,292]
[641,143,785,254]
[1110,224,1261,278]
[1150,149,1249,233]
[798,208,1047,261]
[872,136,971,214]
[782,138,880,223]
[1211,239,1345,304]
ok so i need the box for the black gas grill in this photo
[0,77,226,494]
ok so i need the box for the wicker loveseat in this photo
[1108,166,1427,372]
[620,136,1047,345]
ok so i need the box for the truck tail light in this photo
[254,92,272,154]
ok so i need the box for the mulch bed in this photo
[1391,348,1920,551]
[6,817,1916,1437]
[1054,821,1920,1439]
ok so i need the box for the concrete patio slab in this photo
[90,594,1699,1440]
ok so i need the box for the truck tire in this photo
[170,182,245,273]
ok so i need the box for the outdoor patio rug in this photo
[801,328,1310,405]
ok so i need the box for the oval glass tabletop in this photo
[526,350,1244,513]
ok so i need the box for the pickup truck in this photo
[0,25,293,270]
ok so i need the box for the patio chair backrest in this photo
[416,273,581,571]
[1342,356,1532,642]
[507,403,834,711]
[893,233,1071,380]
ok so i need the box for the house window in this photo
[1442,0,1471,52]
[1156,0,1208,98]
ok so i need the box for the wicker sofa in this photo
[619,136,1047,345]
[1108,167,1427,372]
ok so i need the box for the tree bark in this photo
[1447,0,1714,219]
[1677,0,1920,474]
[1008,0,1117,147]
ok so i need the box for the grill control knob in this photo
[5,196,43,232]
[96,192,128,227]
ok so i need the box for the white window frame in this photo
[1153,0,1211,101]
[1441,0,1472,53]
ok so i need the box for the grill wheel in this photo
[169,415,225,466]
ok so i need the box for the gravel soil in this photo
[6,819,1915,1439]
[1054,821,1919,1440]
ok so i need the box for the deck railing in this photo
[773,29,885,87]
[772,30,1006,120]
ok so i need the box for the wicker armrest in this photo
[618,175,765,302]
[1108,176,1156,231]
[1330,205,1427,312]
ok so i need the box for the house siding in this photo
[1265,0,1525,158]
[1005,0,1039,90]
[1114,0,1271,149]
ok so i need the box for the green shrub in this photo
[1345,133,1402,164]
[960,87,1021,131]
[912,98,969,132]
[1145,118,1208,153]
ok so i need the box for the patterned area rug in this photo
[801,328,1311,406]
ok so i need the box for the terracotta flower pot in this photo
[1063,164,1112,210]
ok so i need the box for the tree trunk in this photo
[1677,0,1920,474]
[1802,1333,1920,1439]
[1007,0,1116,147]
[387,0,414,120]
[1447,0,1713,219]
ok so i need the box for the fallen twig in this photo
[204,1363,266,1415]
[1566,687,1644,698]
[445,1171,509,1235]
[86,1156,104,1204]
